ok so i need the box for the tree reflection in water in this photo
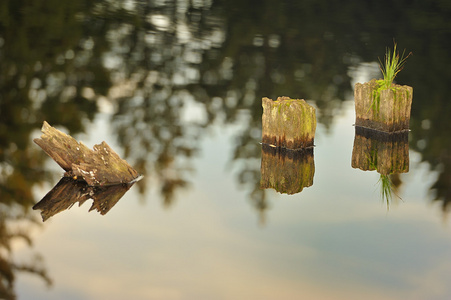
[1,0,451,296]
[0,209,52,299]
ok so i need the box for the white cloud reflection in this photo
[15,103,451,300]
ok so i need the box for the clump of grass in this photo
[378,174,393,209]
[378,42,412,90]
[367,42,412,114]
[377,173,404,210]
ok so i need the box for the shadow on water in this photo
[351,126,409,208]
[1,0,451,297]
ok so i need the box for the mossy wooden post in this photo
[354,79,413,132]
[351,127,409,175]
[262,96,316,150]
[260,144,314,195]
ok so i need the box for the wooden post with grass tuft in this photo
[354,43,413,132]
[262,96,316,150]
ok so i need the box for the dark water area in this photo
[1,0,451,299]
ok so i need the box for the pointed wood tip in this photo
[41,121,51,131]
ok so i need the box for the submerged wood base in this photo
[355,118,410,133]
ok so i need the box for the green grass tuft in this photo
[379,41,412,90]
[378,174,393,209]
[367,42,411,114]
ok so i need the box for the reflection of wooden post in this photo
[33,177,135,221]
[260,144,314,195]
[262,97,316,149]
[355,79,413,132]
[351,127,409,175]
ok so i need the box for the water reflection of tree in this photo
[1,0,450,297]
[391,4,451,215]
[0,210,52,299]
[4,0,450,216]
[1,0,451,264]
[106,0,358,215]
[0,0,112,296]
[409,89,451,214]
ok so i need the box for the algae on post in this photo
[262,96,316,150]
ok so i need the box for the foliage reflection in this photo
[1,0,451,296]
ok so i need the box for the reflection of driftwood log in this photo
[262,97,316,150]
[354,79,413,132]
[33,177,135,221]
[34,121,140,186]
[351,126,409,175]
[260,144,314,195]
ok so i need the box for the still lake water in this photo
[21,105,448,300]
[1,0,451,299]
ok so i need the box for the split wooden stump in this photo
[354,79,413,132]
[260,144,314,195]
[262,97,316,150]
[32,121,141,220]
[351,126,409,175]
[34,121,140,186]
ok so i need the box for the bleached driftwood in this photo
[34,121,140,186]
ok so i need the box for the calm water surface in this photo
[21,105,448,300]
[1,1,451,299]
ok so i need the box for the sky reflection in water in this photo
[1,0,450,299]
[15,102,451,300]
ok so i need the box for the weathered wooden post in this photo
[260,144,314,195]
[354,79,413,132]
[354,43,413,132]
[262,96,316,150]
[351,126,409,175]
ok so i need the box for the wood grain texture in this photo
[34,121,140,186]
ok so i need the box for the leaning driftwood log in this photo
[260,144,314,195]
[351,126,409,175]
[34,121,140,186]
[262,97,316,150]
[33,177,134,221]
[354,79,413,132]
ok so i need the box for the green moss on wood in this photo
[355,79,413,132]
[262,96,316,150]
